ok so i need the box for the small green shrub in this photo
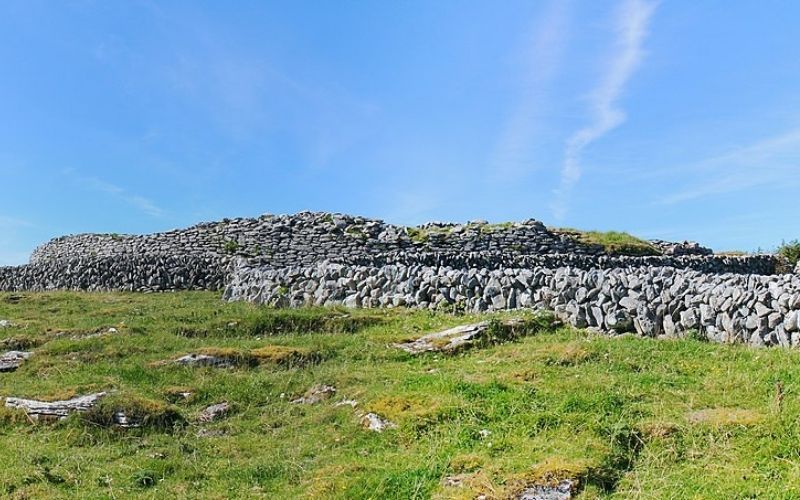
[223,240,240,254]
[777,240,800,270]
[406,227,429,244]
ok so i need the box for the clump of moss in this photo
[0,406,30,426]
[406,227,429,244]
[177,308,383,338]
[480,311,560,347]
[543,343,596,366]
[250,345,322,367]
[81,393,185,431]
[198,347,249,364]
[505,457,589,497]
[367,395,439,423]
[449,453,486,473]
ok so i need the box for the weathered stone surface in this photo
[0,320,12,328]
[198,402,231,423]
[394,319,528,354]
[292,385,336,405]
[361,412,397,432]
[4,392,106,420]
[171,354,236,368]
[517,479,575,500]
[0,351,31,372]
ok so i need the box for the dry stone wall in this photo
[0,211,782,297]
[0,255,225,292]
[224,261,800,348]
[29,212,597,267]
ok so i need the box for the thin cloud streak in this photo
[490,0,572,181]
[552,0,658,220]
[64,169,165,217]
[657,127,800,205]
[0,216,32,228]
[87,178,164,217]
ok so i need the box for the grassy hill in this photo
[1,292,800,498]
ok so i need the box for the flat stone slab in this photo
[395,319,524,354]
[4,392,107,420]
[517,480,575,500]
[171,353,235,368]
[55,327,124,341]
[0,351,32,372]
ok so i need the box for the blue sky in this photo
[1,0,799,264]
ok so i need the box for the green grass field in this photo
[1,292,800,498]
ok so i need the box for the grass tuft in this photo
[81,393,185,431]
[554,228,661,256]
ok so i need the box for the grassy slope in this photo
[1,292,800,498]
[552,228,660,256]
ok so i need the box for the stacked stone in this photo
[28,212,597,268]
[4,211,782,294]
[0,255,225,292]
[648,240,713,256]
[224,261,800,348]
[334,252,775,275]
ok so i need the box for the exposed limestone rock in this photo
[361,412,397,432]
[516,479,575,500]
[334,399,359,408]
[292,385,336,404]
[111,411,140,428]
[0,351,31,372]
[170,353,236,368]
[4,392,107,420]
[395,319,527,354]
[55,327,125,341]
[0,320,12,328]
[198,402,231,423]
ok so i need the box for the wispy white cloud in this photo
[658,127,800,204]
[552,0,658,220]
[490,0,572,181]
[65,169,165,217]
[0,215,32,228]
